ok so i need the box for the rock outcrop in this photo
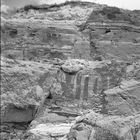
[68,111,140,140]
[83,6,140,62]
[1,57,56,123]
[1,1,140,140]
[104,80,140,115]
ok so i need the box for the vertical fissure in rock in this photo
[101,76,108,90]
[75,72,82,100]
[65,73,74,98]
[100,89,108,114]
[93,77,98,94]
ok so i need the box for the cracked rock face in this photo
[1,1,140,140]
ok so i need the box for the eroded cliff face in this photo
[1,1,140,140]
[84,6,140,62]
[1,1,96,61]
[1,20,90,61]
[1,2,140,63]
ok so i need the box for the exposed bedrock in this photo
[1,21,91,61]
[2,20,140,62]
[1,1,140,63]
[68,111,140,140]
[104,80,140,116]
[1,1,140,139]
[83,22,140,62]
[2,58,139,127]
[0,58,126,122]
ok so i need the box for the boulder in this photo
[29,123,74,140]
[68,111,140,140]
[104,80,140,116]
[2,104,37,123]
[61,59,87,73]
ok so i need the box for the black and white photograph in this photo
[1,0,140,139]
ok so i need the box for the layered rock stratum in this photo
[1,1,140,140]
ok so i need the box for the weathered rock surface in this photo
[85,9,140,62]
[68,111,140,140]
[1,57,57,123]
[29,123,74,140]
[1,1,95,61]
[2,104,37,123]
[104,79,140,116]
[0,57,128,126]
[1,56,138,122]
[58,59,126,113]
[2,2,140,63]
[1,1,140,140]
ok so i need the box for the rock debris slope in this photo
[1,1,140,140]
